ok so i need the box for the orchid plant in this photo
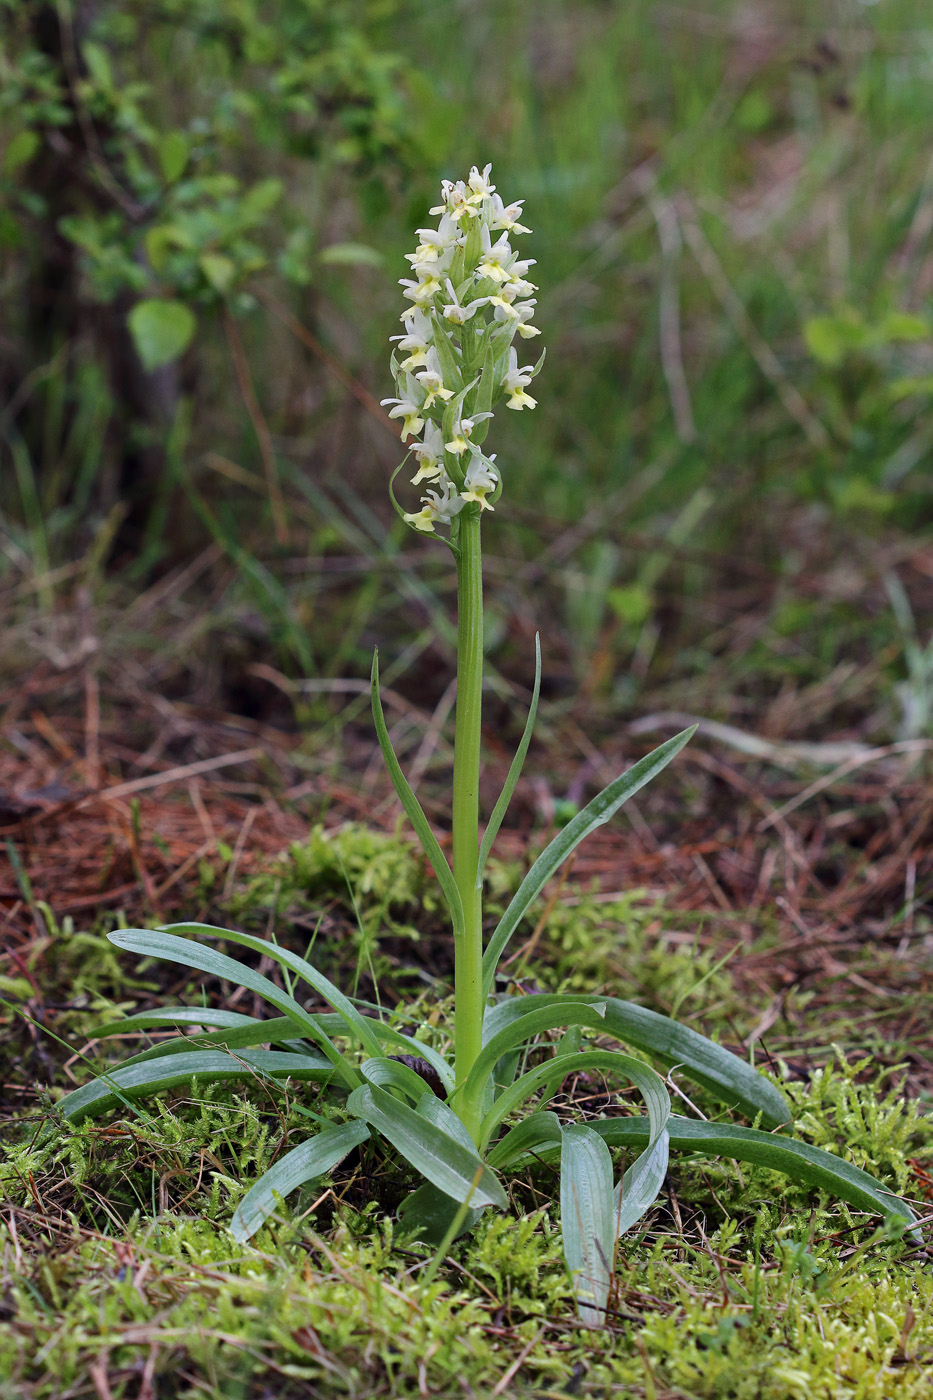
[62,166,917,1323]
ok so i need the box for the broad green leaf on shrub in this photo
[230,1121,369,1242]
[157,131,189,183]
[347,1084,507,1208]
[4,131,40,177]
[128,298,197,370]
[560,1124,616,1325]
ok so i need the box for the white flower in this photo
[441,278,488,325]
[415,348,455,409]
[486,193,531,235]
[410,422,446,484]
[502,347,537,410]
[466,163,496,202]
[399,273,443,306]
[404,475,465,532]
[391,310,433,370]
[405,216,461,273]
[476,227,517,284]
[445,411,492,457]
[381,394,424,441]
[430,179,475,224]
[460,450,498,510]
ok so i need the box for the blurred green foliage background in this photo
[2,0,932,736]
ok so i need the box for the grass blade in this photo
[230,1121,370,1242]
[477,634,541,884]
[483,993,791,1129]
[371,651,465,940]
[561,1124,616,1325]
[347,1083,507,1208]
[481,728,696,997]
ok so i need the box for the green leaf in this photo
[415,1092,477,1153]
[360,1056,438,1104]
[230,1121,369,1242]
[82,41,114,91]
[107,929,359,1089]
[157,130,189,183]
[318,241,383,268]
[481,728,696,998]
[803,310,865,367]
[479,1047,670,1154]
[522,1115,919,1233]
[561,1124,616,1325]
[199,253,235,294]
[90,1007,259,1038]
[477,635,541,884]
[111,1014,328,1068]
[487,1110,562,1169]
[614,1128,669,1240]
[371,652,465,940]
[127,299,197,371]
[60,1049,334,1122]
[396,1181,483,1245]
[483,992,791,1129]
[162,923,385,1062]
[458,1002,608,1127]
[95,1002,455,1093]
[347,1084,506,1208]
[3,130,40,177]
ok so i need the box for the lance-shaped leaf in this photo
[487,1110,562,1169]
[477,635,541,885]
[161,923,385,1061]
[483,993,791,1129]
[61,1049,334,1122]
[371,652,465,940]
[347,1083,506,1208]
[508,1114,919,1233]
[561,1125,616,1326]
[479,1048,670,1154]
[456,1002,611,1129]
[230,1121,370,1243]
[396,1181,483,1246]
[360,1056,440,1104]
[107,929,359,1090]
[94,1003,455,1093]
[481,728,696,998]
[614,1128,670,1241]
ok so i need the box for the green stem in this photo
[452,507,484,1133]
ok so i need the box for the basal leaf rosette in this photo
[382,164,545,537]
